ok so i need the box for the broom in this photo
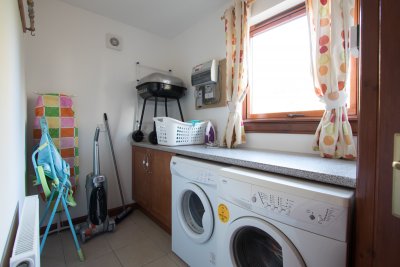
[104,113,133,224]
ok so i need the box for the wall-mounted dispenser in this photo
[191,59,227,109]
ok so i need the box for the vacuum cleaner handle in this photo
[93,127,100,175]
[103,113,126,209]
[94,127,100,142]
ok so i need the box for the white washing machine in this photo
[216,166,354,267]
[170,156,226,267]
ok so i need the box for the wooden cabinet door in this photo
[150,150,173,230]
[372,0,400,264]
[132,147,150,207]
[356,0,400,265]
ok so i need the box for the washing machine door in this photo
[226,217,306,267]
[176,182,214,244]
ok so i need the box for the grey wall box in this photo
[106,33,122,51]
[195,59,228,110]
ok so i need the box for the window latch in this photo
[287,114,305,118]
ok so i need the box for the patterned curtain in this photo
[306,0,357,159]
[222,0,254,148]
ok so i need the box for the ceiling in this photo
[59,0,231,39]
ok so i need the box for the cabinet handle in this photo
[146,153,152,174]
[142,159,147,173]
[393,161,400,170]
[393,134,400,218]
[144,153,148,174]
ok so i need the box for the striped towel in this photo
[33,94,79,194]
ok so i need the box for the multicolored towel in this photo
[33,94,79,193]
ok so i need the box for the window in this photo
[244,3,358,134]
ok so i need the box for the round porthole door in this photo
[176,182,214,243]
[226,217,306,267]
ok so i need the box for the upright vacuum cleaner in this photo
[77,127,115,242]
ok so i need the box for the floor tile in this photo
[129,209,147,221]
[105,217,148,250]
[61,231,112,266]
[40,210,183,267]
[41,232,65,260]
[147,227,172,254]
[129,210,160,230]
[41,257,67,267]
[68,251,122,267]
[143,255,178,267]
[168,252,189,267]
[134,215,172,253]
[114,238,166,267]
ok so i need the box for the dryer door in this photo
[226,217,306,267]
[176,182,214,244]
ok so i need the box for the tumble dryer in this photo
[170,156,225,267]
[216,166,354,267]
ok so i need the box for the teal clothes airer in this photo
[32,117,84,261]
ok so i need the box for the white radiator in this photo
[9,195,40,267]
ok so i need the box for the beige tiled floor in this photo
[40,210,188,267]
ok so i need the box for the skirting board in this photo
[39,203,138,235]
[0,205,19,267]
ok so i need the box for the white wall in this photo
[0,0,27,262]
[171,0,322,153]
[170,4,230,144]
[24,0,175,219]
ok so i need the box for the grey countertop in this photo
[132,142,357,188]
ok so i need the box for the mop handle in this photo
[103,113,126,209]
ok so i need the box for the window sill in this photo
[243,116,358,135]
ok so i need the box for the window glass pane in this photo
[251,15,324,114]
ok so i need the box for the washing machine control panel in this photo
[250,185,349,240]
[194,171,218,185]
[252,190,294,216]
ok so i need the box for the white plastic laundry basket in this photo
[153,117,207,146]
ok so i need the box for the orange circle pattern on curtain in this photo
[307,0,357,159]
